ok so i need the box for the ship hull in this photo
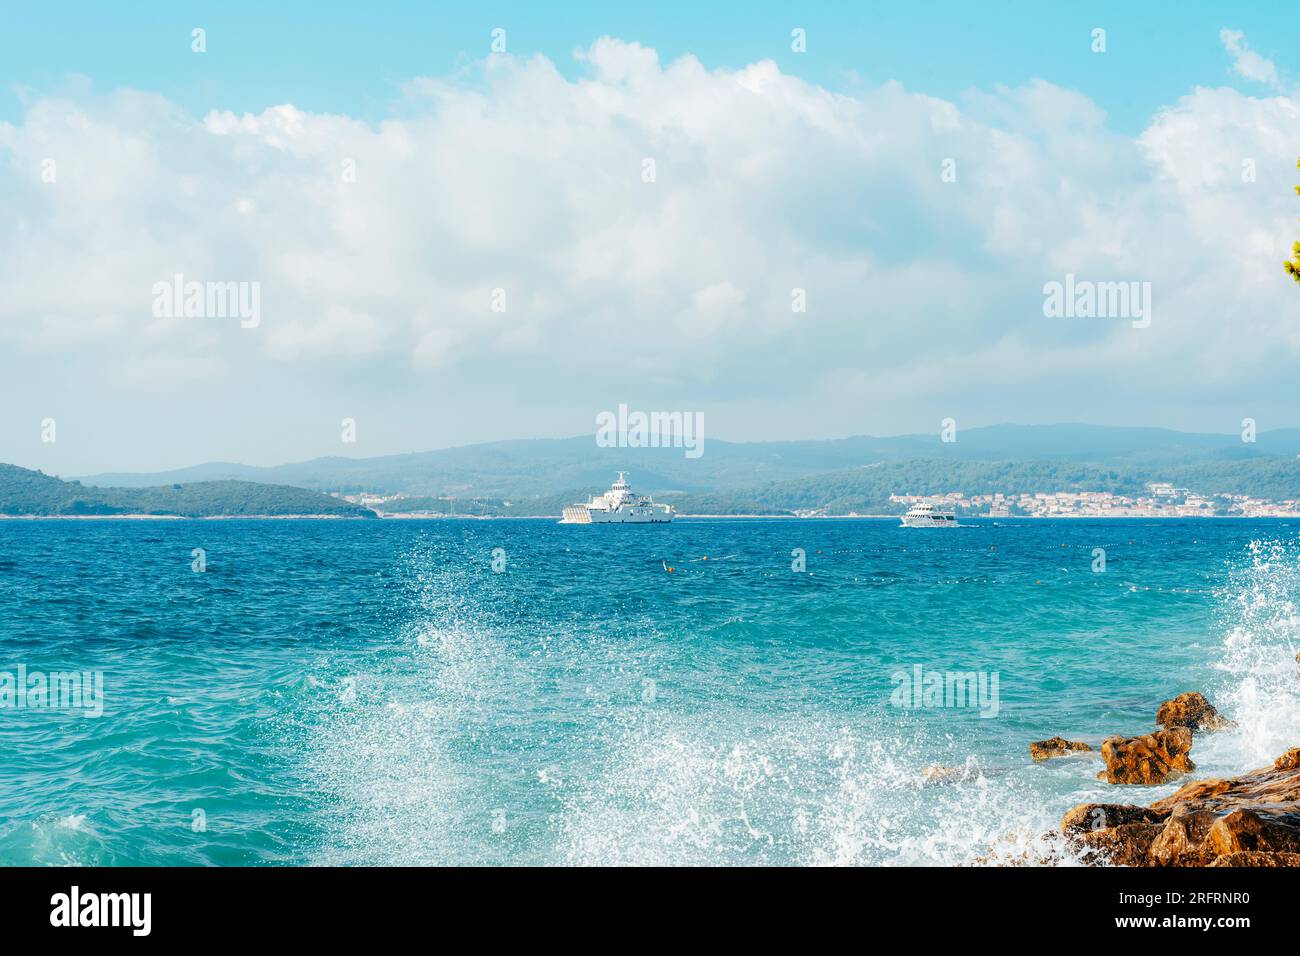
[561,505,672,524]
[900,514,958,527]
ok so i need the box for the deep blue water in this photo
[0,517,1297,865]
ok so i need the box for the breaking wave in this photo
[290,526,1300,866]
[1199,538,1300,771]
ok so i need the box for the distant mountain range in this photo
[0,464,376,518]
[73,423,1300,493]
[43,423,1300,517]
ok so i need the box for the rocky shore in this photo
[1043,692,1299,867]
[1029,736,1092,761]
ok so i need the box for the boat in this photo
[900,503,958,527]
[560,472,675,524]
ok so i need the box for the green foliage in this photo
[1288,158,1300,284]
[0,465,377,517]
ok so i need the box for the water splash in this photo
[1206,538,1300,768]
[557,716,1083,867]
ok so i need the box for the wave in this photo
[290,530,1300,867]
[1201,538,1300,770]
[297,547,504,865]
[0,812,116,866]
[556,716,1093,866]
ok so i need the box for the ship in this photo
[560,472,675,524]
[899,502,958,527]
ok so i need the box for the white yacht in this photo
[900,503,958,527]
[560,472,675,524]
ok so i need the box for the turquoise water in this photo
[0,517,1297,866]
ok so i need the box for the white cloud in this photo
[265,305,388,361]
[1219,29,1282,90]
[1,37,1299,470]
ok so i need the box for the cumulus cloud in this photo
[1,37,1298,469]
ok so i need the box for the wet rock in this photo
[1066,745,1300,866]
[1148,810,1220,867]
[1208,851,1300,867]
[1150,776,1234,809]
[1156,691,1234,733]
[1274,747,1300,771]
[1151,757,1300,815]
[1075,822,1164,867]
[1030,736,1092,761]
[971,832,1064,867]
[1097,728,1195,785]
[1204,808,1300,857]
[1060,803,1167,836]
[920,764,965,785]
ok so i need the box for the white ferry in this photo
[900,503,958,527]
[560,472,675,524]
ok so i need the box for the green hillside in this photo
[0,464,377,518]
[647,458,1300,516]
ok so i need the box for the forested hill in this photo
[0,464,376,518]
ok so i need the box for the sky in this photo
[2,2,1299,473]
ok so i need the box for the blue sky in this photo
[3,1,1291,133]
[1,3,1299,473]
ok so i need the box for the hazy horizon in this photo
[16,419,1298,482]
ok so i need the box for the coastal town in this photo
[329,480,1300,519]
[887,482,1300,518]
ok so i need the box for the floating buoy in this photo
[702,555,708,561]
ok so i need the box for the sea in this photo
[0,517,1296,866]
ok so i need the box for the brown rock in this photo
[1274,747,1300,771]
[1098,728,1195,785]
[1156,691,1234,733]
[1152,759,1300,815]
[1075,822,1164,867]
[1030,736,1092,761]
[1066,744,1300,866]
[1204,808,1300,857]
[1148,810,1220,866]
[1149,776,1234,809]
[1209,851,1300,867]
[1061,803,1167,836]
